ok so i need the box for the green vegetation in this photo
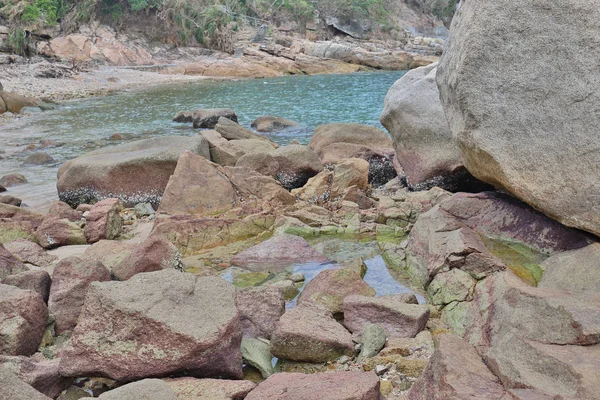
[0,0,398,52]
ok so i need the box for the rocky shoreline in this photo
[2,1,600,399]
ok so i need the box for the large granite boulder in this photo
[2,270,51,303]
[381,63,463,186]
[437,0,600,236]
[48,256,111,334]
[158,151,294,218]
[192,108,237,129]
[57,136,209,207]
[59,270,243,381]
[236,286,285,339]
[2,239,56,268]
[246,371,381,400]
[35,217,86,249]
[83,198,122,243]
[0,284,47,356]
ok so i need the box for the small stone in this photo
[359,323,387,359]
[380,379,393,396]
[133,202,155,218]
[270,279,299,300]
[338,355,351,364]
[375,365,388,375]
[289,272,305,282]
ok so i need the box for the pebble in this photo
[375,364,389,375]
[289,272,305,282]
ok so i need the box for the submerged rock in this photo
[297,268,375,314]
[57,136,209,208]
[59,270,243,381]
[0,174,27,187]
[437,0,600,236]
[230,234,328,272]
[23,152,55,165]
[251,115,300,132]
[192,108,237,129]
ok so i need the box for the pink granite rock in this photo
[236,286,285,339]
[83,198,122,243]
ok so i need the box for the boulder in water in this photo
[251,115,300,132]
[192,108,237,129]
[57,136,209,208]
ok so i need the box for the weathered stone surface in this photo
[297,268,375,314]
[246,371,381,400]
[406,205,506,287]
[465,270,600,349]
[235,152,280,176]
[381,62,463,185]
[164,377,256,400]
[0,369,52,400]
[437,0,600,236]
[92,379,177,400]
[309,123,392,157]
[0,356,69,398]
[483,334,600,399]
[251,115,300,132]
[2,270,51,303]
[271,144,324,190]
[343,294,429,338]
[158,152,293,218]
[271,305,354,362]
[439,192,593,254]
[151,213,274,256]
[47,201,82,223]
[57,136,210,207]
[236,285,285,339]
[35,217,86,249]
[408,334,507,400]
[159,152,237,216]
[82,240,133,272]
[192,108,237,129]
[112,235,181,281]
[59,270,243,381]
[201,130,276,166]
[173,111,192,122]
[3,239,57,268]
[0,284,47,356]
[84,198,122,243]
[539,243,600,293]
[427,268,475,306]
[0,243,28,280]
[331,158,369,197]
[231,234,328,272]
[49,256,110,334]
